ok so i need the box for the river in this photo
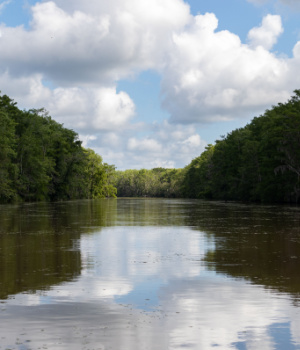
[0,198,300,349]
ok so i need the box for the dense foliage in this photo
[112,168,184,197]
[182,90,300,203]
[0,94,116,203]
[2,90,300,204]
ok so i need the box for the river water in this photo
[0,198,300,349]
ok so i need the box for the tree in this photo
[182,90,300,203]
[84,148,116,198]
[0,110,17,202]
[0,93,117,202]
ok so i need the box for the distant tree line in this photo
[112,168,184,197]
[0,94,116,203]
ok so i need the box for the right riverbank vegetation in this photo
[1,90,300,204]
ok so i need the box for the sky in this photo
[0,0,300,169]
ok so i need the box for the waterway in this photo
[0,198,300,349]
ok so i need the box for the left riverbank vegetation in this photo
[1,90,300,204]
[0,94,116,203]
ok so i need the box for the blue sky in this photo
[0,0,300,169]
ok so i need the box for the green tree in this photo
[182,90,300,203]
[182,144,214,199]
[84,148,116,198]
[0,93,116,202]
[0,110,17,202]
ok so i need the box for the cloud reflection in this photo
[2,226,300,350]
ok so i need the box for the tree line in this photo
[0,94,116,203]
[2,90,300,204]
[182,90,300,203]
[112,168,184,197]
[114,90,300,203]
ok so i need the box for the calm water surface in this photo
[1,198,300,349]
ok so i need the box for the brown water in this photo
[1,198,300,349]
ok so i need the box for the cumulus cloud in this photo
[90,120,206,169]
[0,0,300,168]
[161,13,296,124]
[48,86,135,131]
[0,71,52,106]
[0,71,135,132]
[128,137,163,153]
[128,122,205,169]
[247,14,283,50]
[0,0,190,85]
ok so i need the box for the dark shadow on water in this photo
[0,199,117,299]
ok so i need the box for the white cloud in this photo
[79,134,97,147]
[128,137,163,153]
[247,14,283,50]
[182,134,202,147]
[1,0,300,169]
[90,127,206,169]
[103,121,206,169]
[293,41,300,58]
[47,86,136,132]
[0,0,190,85]
[0,71,136,132]
[161,13,296,125]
